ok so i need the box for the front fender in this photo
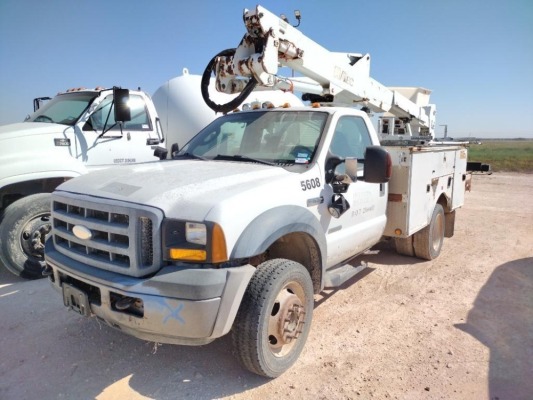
[230,205,327,267]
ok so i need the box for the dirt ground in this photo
[0,172,531,400]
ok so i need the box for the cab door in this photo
[319,115,388,268]
[76,94,161,167]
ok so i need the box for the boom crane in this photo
[203,5,436,139]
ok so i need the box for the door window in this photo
[329,116,372,174]
[329,116,372,159]
[86,94,151,131]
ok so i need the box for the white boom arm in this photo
[209,5,436,138]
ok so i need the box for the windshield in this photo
[178,110,328,165]
[26,92,97,126]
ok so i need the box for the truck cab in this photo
[22,87,164,166]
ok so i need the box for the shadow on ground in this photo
[455,257,533,400]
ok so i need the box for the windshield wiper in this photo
[213,154,276,166]
[173,152,207,160]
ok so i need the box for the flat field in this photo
[468,139,533,172]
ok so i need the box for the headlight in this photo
[186,222,207,245]
[162,219,227,263]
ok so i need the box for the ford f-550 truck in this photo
[45,5,481,377]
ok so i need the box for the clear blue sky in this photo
[1,0,532,138]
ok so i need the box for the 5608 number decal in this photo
[300,178,321,191]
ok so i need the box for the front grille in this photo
[51,192,163,277]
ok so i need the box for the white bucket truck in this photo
[45,6,485,377]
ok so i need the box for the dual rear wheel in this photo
[394,203,445,260]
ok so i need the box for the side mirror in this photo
[363,146,391,184]
[33,96,51,112]
[153,146,168,160]
[344,157,358,183]
[325,156,343,184]
[326,156,357,185]
[170,143,180,159]
[113,87,131,123]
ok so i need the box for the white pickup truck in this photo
[0,70,301,278]
[44,5,481,377]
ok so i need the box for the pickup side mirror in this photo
[170,143,180,159]
[325,156,343,184]
[33,96,51,112]
[362,146,391,184]
[331,157,358,188]
[325,156,356,195]
[344,158,358,183]
[153,146,168,160]
[113,87,132,123]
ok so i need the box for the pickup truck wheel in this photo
[0,194,51,279]
[394,236,414,256]
[413,204,445,260]
[232,259,314,378]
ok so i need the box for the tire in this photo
[232,258,314,378]
[413,203,445,260]
[394,236,414,257]
[0,194,52,279]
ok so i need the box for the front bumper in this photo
[45,240,255,345]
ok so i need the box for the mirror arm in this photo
[156,117,164,143]
[97,103,118,138]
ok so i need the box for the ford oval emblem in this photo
[72,225,92,240]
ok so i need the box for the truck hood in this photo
[56,160,290,220]
[0,122,85,184]
[0,122,69,141]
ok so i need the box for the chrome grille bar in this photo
[51,192,163,277]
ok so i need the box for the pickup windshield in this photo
[178,110,328,165]
[26,92,97,126]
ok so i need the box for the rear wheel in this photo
[232,258,314,378]
[413,204,445,260]
[394,236,414,256]
[0,194,51,279]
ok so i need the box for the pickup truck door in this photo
[75,94,161,167]
[320,116,388,268]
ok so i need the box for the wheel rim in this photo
[431,211,444,252]
[20,213,51,261]
[267,281,307,358]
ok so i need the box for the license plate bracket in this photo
[62,283,91,317]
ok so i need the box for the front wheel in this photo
[0,194,52,279]
[232,259,314,378]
